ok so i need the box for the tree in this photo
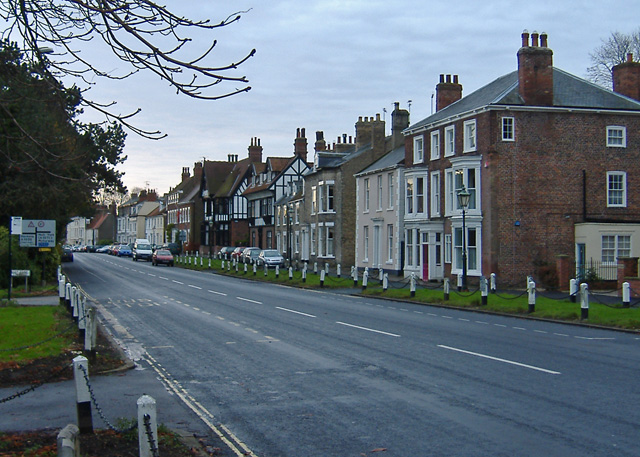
[0,1,256,138]
[0,41,126,234]
[587,29,640,88]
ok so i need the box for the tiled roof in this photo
[406,68,640,133]
[356,146,405,175]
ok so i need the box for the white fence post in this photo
[320,269,325,287]
[570,278,577,303]
[410,273,416,297]
[580,283,589,320]
[57,424,80,457]
[444,277,450,300]
[527,279,536,313]
[362,269,368,291]
[383,273,388,292]
[59,275,66,306]
[71,286,78,319]
[481,277,488,306]
[84,307,97,355]
[623,281,630,308]
[137,395,158,457]
[337,264,341,278]
[490,273,496,294]
[72,356,93,434]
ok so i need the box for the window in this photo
[430,131,440,160]
[502,117,515,141]
[607,172,626,207]
[326,226,334,257]
[406,229,414,266]
[388,173,394,209]
[454,226,478,272]
[413,135,424,164]
[377,175,383,210]
[602,235,631,262]
[406,178,414,214]
[310,225,316,255]
[445,163,480,214]
[431,171,440,217]
[387,224,393,261]
[318,184,325,212]
[416,177,424,213]
[364,178,370,212]
[607,126,626,148]
[363,226,369,262]
[463,120,476,152]
[327,184,334,211]
[311,186,317,214]
[445,126,455,157]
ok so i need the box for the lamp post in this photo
[287,205,292,268]
[457,187,471,291]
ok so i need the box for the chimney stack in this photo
[613,53,640,102]
[294,128,308,161]
[517,30,554,106]
[391,102,410,149]
[181,167,190,182]
[314,131,326,152]
[436,74,463,111]
[248,137,263,162]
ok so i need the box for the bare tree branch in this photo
[0,0,256,138]
[587,29,640,88]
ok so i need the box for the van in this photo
[133,239,153,261]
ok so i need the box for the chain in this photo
[1,363,72,404]
[78,364,137,433]
[143,413,160,457]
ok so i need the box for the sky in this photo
[69,0,640,195]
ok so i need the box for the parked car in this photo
[133,239,153,261]
[96,245,110,253]
[117,245,132,257]
[241,247,262,264]
[166,242,181,256]
[230,247,246,260]
[257,249,285,267]
[61,246,74,262]
[152,249,174,267]
[217,246,234,258]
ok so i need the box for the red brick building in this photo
[403,31,640,287]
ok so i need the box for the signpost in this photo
[7,217,22,301]
[19,219,56,248]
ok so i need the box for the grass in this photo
[0,305,76,363]
[177,255,640,330]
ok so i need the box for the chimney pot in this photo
[446,74,451,83]
[301,128,305,138]
[628,53,634,62]
[521,30,529,47]
[540,32,548,48]
[453,75,459,84]
[440,74,445,83]
[531,31,539,47]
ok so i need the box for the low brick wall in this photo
[617,257,640,297]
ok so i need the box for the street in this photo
[64,253,640,457]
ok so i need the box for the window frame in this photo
[463,119,477,153]
[607,171,627,208]
[444,125,455,157]
[502,117,515,142]
[430,171,441,217]
[606,126,626,148]
[430,130,440,160]
[413,135,424,164]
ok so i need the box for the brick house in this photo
[166,165,202,252]
[402,31,640,286]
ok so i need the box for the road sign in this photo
[11,270,31,277]
[19,219,56,248]
[11,217,22,235]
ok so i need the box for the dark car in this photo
[218,246,235,258]
[241,247,261,264]
[152,249,174,266]
[257,249,285,267]
[61,247,74,262]
[166,243,181,256]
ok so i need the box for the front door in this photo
[576,243,586,282]
[429,232,444,280]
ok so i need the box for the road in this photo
[64,253,640,457]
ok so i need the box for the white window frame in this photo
[311,186,317,214]
[363,226,369,262]
[377,175,383,211]
[502,117,515,141]
[364,178,370,212]
[602,234,631,263]
[413,135,424,164]
[388,172,394,209]
[387,224,394,262]
[416,177,425,214]
[463,119,477,153]
[444,125,455,157]
[430,130,440,160]
[406,177,414,214]
[607,171,627,207]
[606,126,626,148]
[430,171,441,217]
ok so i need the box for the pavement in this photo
[1,295,216,449]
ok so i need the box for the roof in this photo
[406,68,640,133]
[356,146,405,176]
[87,212,110,230]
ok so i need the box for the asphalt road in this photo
[63,253,640,457]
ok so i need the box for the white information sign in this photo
[11,217,22,235]
[19,219,56,248]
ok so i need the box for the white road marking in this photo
[172,280,184,284]
[336,321,400,337]
[208,290,227,296]
[188,284,202,290]
[276,307,316,318]
[237,297,262,304]
[438,345,561,375]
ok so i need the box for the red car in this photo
[152,249,174,266]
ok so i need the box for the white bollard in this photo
[527,279,536,313]
[71,286,78,318]
[78,295,86,332]
[481,277,488,305]
[352,267,358,287]
[490,273,496,294]
[65,282,71,308]
[457,273,462,292]
[320,269,325,287]
[73,356,93,434]
[362,269,369,290]
[580,283,589,320]
[570,278,578,303]
[84,307,97,353]
[337,264,341,278]
[289,266,293,280]
[410,273,416,297]
[59,276,66,305]
[325,263,329,275]
[623,282,630,308]
[444,277,450,300]
[383,273,388,292]
[57,424,80,457]
[137,395,158,457]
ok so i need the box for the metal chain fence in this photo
[1,363,72,404]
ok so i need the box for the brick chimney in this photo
[391,102,410,149]
[613,53,640,101]
[193,161,203,179]
[314,131,327,152]
[294,128,308,161]
[181,167,190,182]
[436,74,462,111]
[248,137,263,162]
[517,30,554,106]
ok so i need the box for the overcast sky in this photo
[75,0,640,195]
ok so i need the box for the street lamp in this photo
[457,186,471,291]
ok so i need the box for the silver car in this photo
[257,249,285,267]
